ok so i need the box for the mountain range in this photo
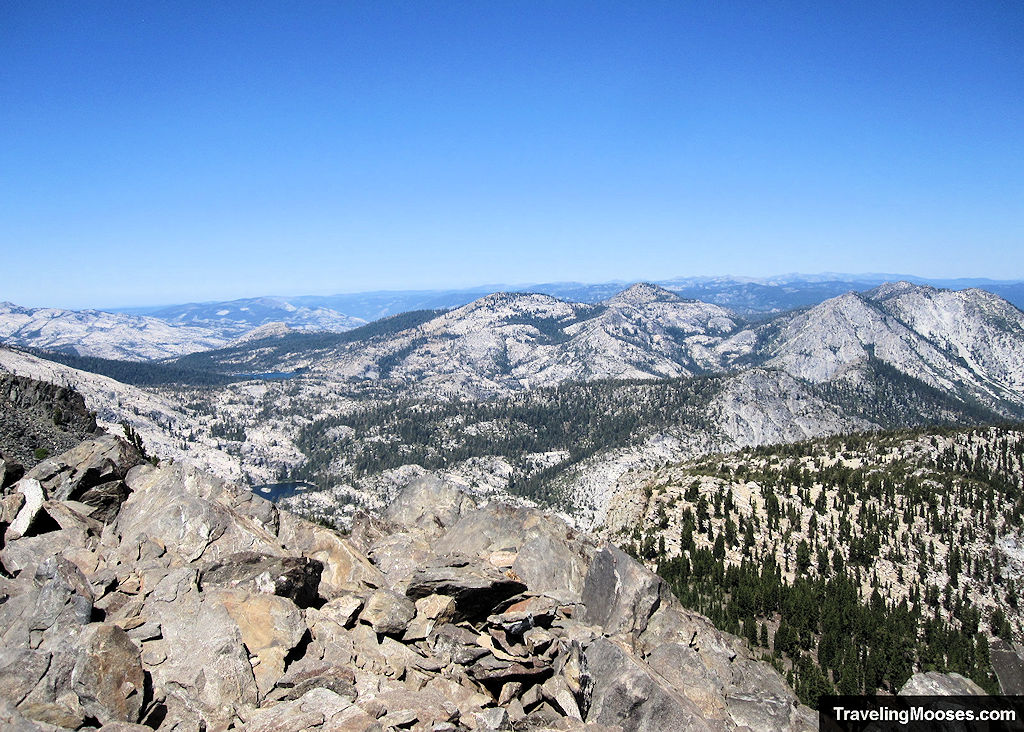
[0,298,365,361]
[6,273,1023,363]
[166,281,1024,416]
[1,279,1022,541]
[115,273,1024,321]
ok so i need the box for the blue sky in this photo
[2,1,1022,308]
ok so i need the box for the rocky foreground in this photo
[0,434,982,731]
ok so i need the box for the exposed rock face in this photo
[0,373,97,469]
[0,435,815,730]
[899,671,987,696]
[990,639,1024,694]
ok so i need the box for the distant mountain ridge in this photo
[9,274,1022,362]
[0,302,232,360]
[124,295,365,333]
[0,298,365,361]
[171,282,1024,420]
[5,279,1024,545]
[110,272,1024,322]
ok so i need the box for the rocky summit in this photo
[0,430,989,731]
[0,430,820,731]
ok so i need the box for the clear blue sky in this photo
[2,1,1022,308]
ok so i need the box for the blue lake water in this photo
[250,481,317,501]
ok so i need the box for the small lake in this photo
[250,481,318,501]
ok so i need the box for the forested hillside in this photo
[604,425,1024,703]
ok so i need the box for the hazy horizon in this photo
[3,271,1024,312]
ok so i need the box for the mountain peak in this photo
[230,321,296,346]
[605,282,681,307]
[456,291,568,315]
[865,280,939,301]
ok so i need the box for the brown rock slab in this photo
[70,623,145,724]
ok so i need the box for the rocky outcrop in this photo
[990,639,1024,694]
[0,438,814,730]
[0,373,97,469]
[26,434,143,519]
[898,671,986,696]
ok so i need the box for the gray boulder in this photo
[585,637,721,731]
[276,510,386,597]
[0,647,51,710]
[25,434,142,508]
[4,479,46,542]
[359,589,416,635]
[582,543,670,639]
[512,532,590,604]
[75,480,131,523]
[899,671,986,695]
[384,474,476,537]
[114,463,284,565]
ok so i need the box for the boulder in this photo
[277,511,386,596]
[474,706,512,730]
[114,463,283,565]
[230,490,281,536]
[75,481,130,524]
[25,435,142,506]
[267,666,356,705]
[1,528,87,577]
[1,556,95,651]
[39,500,103,538]
[0,491,25,524]
[243,687,368,732]
[584,637,719,731]
[142,576,260,727]
[581,543,669,639]
[314,593,364,630]
[405,555,527,622]
[898,671,986,695]
[428,623,490,666]
[199,551,323,608]
[0,647,51,708]
[373,687,462,729]
[212,588,308,698]
[0,696,64,731]
[70,623,145,724]
[512,532,589,604]
[404,593,457,641]
[359,589,416,635]
[4,479,46,542]
[366,531,434,582]
[384,474,476,537]
[436,503,539,557]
